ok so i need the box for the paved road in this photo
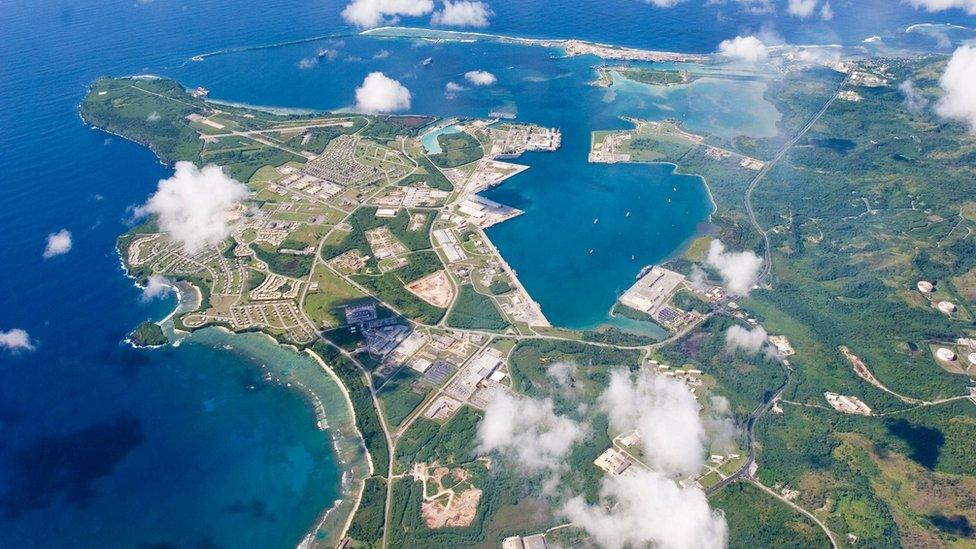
[745,76,849,285]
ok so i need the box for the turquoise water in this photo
[421,124,462,154]
[2,0,974,545]
[172,35,758,328]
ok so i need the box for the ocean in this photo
[0,0,973,546]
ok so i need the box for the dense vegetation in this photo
[311,342,389,475]
[250,243,313,278]
[429,131,484,168]
[446,285,510,331]
[129,321,167,347]
[347,476,387,547]
[711,482,829,548]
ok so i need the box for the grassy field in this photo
[446,285,510,331]
[304,264,367,328]
[377,369,431,428]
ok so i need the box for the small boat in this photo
[593,218,599,224]
[626,211,631,217]
[589,249,594,254]
[422,57,433,67]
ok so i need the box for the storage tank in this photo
[917,280,934,293]
[937,301,957,315]
[936,347,956,362]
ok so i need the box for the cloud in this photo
[43,229,73,259]
[340,0,434,28]
[705,239,763,296]
[547,361,577,389]
[599,370,707,476]
[934,45,976,133]
[717,35,769,63]
[373,49,391,59]
[820,1,833,19]
[900,79,928,113]
[562,469,728,549]
[477,392,587,475]
[146,111,161,122]
[431,0,492,27]
[140,274,172,302]
[298,57,319,70]
[463,70,497,86]
[794,46,841,64]
[443,81,464,99]
[643,0,685,6]
[724,324,769,354]
[134,162,248,254]
[354,72,412,113]
[0,329,36,354]
[906,0,976,15]
[787,0,819,17]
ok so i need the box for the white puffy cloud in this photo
[717,35,769,63]
[134,162,248,255]
[644,0,685,6]
[705,239,763,296]
[0,329,36,353]
[900,79,928,113]
[341,0,434,28]
[140,274,172,302]
[444,81,464,98]
[477,392,587,475]
[906,0,976,15]
[562,469,728,549]
[599,370,707,476]
[298,57,319,70]
[354,72,412,113]
[935,45,976,133]
[787,0,819,17]
[463,70,497,86]
[146,111,161,122]
[725,324,769,354]
[43,229,73,259]
[431,0,492,27]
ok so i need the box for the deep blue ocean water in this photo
[1,0,973,546]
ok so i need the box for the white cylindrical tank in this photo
[969,352,976,366]
[936,347,956,361]
[937,301,957,315]
[917,280,934,293]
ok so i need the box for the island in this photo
[81,30,976,548]
[128,320,168,347]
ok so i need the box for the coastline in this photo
[120,255,369,546]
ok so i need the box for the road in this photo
[745,76,849,285]
[702,78,850,548]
